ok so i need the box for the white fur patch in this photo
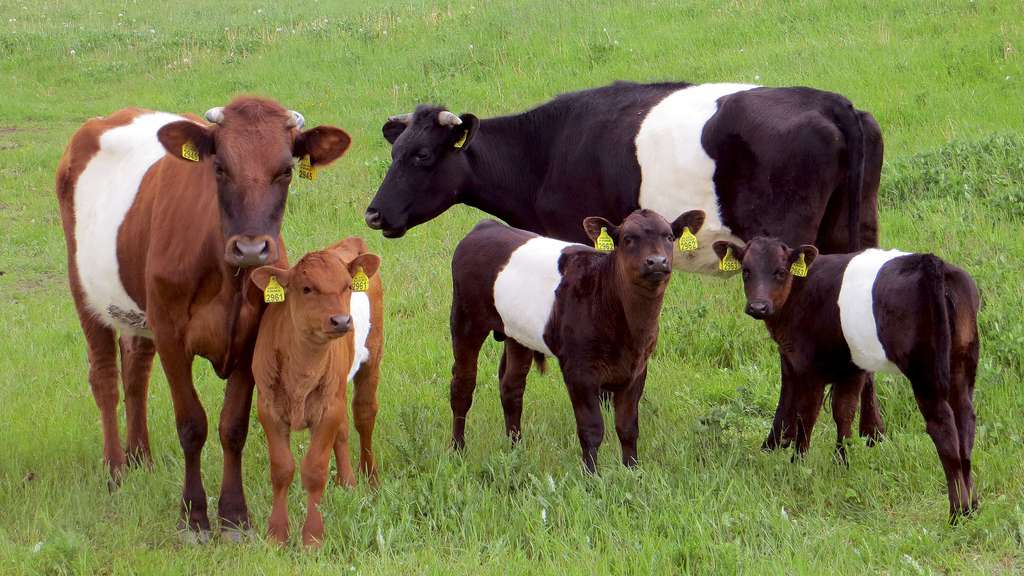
[347,291,372,382]
[838,249,911,373]
[493,237,577,356]
[635,83,758,275]
[73,112,187,335]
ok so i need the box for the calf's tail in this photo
[533,352,547,375]
[922,255,952,396]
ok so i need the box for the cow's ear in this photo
[582,216,618,243]
[250,266,292,292]
[671,210,706,238]
[713,240,745,262]
[449,114,479,151]
[789,244,819,269]
[293,126,351,167]
[158,121,214,162]
[382,118,408,145]
[348,253,381,280]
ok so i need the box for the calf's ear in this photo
[348,253,381,279]
[250,266,292,291]
[671,210,706,238]
[294,126,352,167]
[582,217,618,243]
[449,114,479,151]
[712,240,746,262]
[789,244,819,269]
[158,121,214,162]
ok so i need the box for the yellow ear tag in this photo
[181,141,200,162]
[453,130,468,149]
[263,276,285,303]
[298,155,317,180]
[790,253,809,278]
[677,226,698,252]
[594,227,615,253]
[719,246,741,272]
[351,267,369,293]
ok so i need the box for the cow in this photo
[450,209,704,473]
[250,237,383,547]
[712,237,981,520]
[55,97,352,538]
[366,80,887,447]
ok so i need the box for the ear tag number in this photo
[298,155,317,180]
[453,130,468,149]
[790,253,809,277]
[264,276,286,303]
[719,246,740,272]
[594,227,615,253]
[351,267,369,292]
[678,226,698,252]
[181,141,200,162]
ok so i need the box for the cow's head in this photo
[157,97,351,268]
[250,247,380,343]
[713,236,818,320]
[364,105,479,238]
[583,209,705,293]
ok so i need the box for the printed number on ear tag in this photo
[594,227,615,253]
[678,226,698,252]
[790,253,809,277]
[351,267,369,293]
[181,141,200,162]
[298,155,316,180]
[264,276,286,303]
[719,246,741,272]
[453,130,468,149]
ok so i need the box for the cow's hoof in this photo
[220,526,252,543]
[178,527,212,545]
[125,448,153,470]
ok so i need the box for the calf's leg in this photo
[950,339,980,513]
[301,407,344,547]
[218,364,255,533]
[450,324,488,451]
[793,376,826,458]
[614,369,646,467]
[858,374,885,444]
[258,402,294,544]
[351,357,380,484]
[120,335,155,468]
[831,374,865,466]
[912,387,970,520]
[82,318,125,480]
[499,340,533,444]
[763,354,796,451]
[565,374,604,474]
[333,382,356,488]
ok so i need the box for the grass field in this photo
[1,1,1023,573]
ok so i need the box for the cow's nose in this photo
[226,236,272,268]
[645,255,669,271]
[745,301,772,319]
[329,314,352,333]
[364,208,383,230]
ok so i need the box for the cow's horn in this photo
[286,110,305,129]
[437,110,462,127]
[204,107,225,124]
[388,113,414,125]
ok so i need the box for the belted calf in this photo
[250,237,383,546]
[714,237,981,519]
[450,209,705,473]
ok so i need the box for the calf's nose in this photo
[745,300,772,319]
[644,255,670,273]
[364,208,383,230]
[329,314,353,333]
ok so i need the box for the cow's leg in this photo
[763,354,796,451]
[911,382,969,520]
[499,340,533,444]
[793,375,826,459]
[258,401,293,544]
[613,368,646,468]
[450,323,488,451]
[831,374,865,466]
[119,335,155,468]
[950,338,980,513]
[351,356,380,485]
[858,374,885,444]
[217,363,255,534]
[81,317,125,481]
[301,405,343,547]
[565,373,604,474]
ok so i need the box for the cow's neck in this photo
[462,114,547,232]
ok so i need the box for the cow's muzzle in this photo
[225,235,276,268]
[745,300,773,319]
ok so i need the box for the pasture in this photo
[1,0,1022,573]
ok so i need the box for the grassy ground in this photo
[1,1,1022,573]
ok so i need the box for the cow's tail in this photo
[834,100,866,252]
[533,352,547,375]
[921,255,952,397]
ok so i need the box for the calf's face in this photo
[158,101,351,268]
[713,237,818,319]
[251,251,380,343]
[583,209,706,290]
[365,107,479,238]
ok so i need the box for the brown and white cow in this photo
[56,97,351,537]
[450,209,704,473]
[250,237,383,547]
[713,237,981,519]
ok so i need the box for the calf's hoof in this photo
[858,421,885,446]
[177,526,212,545]
[125,446,153,469]
[335,471,357,488]
[451,437,466,452]
[220,526,253,543]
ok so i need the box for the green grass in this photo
[1,0,1022,573]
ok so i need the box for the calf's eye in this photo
[302,286,312,295]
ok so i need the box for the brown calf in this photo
[56,97,351,537]
[450,209,705,472]
[714,237,981,520]
[250,237,383,547]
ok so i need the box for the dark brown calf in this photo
[251,238,383,547]
[714,237,981,519]
[450,209,705,472]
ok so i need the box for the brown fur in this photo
[250,238,384,547]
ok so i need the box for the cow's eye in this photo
[214,163,226,178]
[414,150,432,164]
[623,235,635,245]
[664,233,674,242]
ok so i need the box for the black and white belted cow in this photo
[365,80,887,446]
